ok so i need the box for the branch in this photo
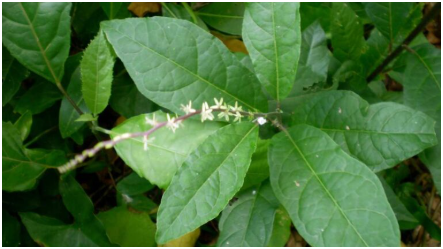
[366,3,441,82]
[58,101,280,174]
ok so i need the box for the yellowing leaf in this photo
[161,229,200,247]
[128,2,160,17]
[212,31,248,54]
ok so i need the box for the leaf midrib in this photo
[408,48,441,91]
[18,3,60,84]
[283,129,369,246]
[270,3,280,102]
[162,125,257,242]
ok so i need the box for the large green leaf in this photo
[269,124,400,246]
[111,111,224,188]
[20,174,114,246]
[2,3,71,84]
[2,122,66,192]
[363,3,413,44]
[81,30,115,115]
[217,180,279,247]
[290,91,437,172]
[156,122,258,243]
[97,206,156,247]
[242,3,301,101]
[59,67,90,139]
[197,3,244,35]
[290,21,329,96]
[2,46,29,106]
[331,3,366,62]
[102,17,268,113]
[390,43,441,193]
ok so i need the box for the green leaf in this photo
[14,111,32,141]
[20,175,114,246]
[109,73,159,118]
[116,172,154,196]
[162,3,208,31]
[97,206,156,247]
[331,3,366,62]
[102,17,268,113]
[81,30,115,115]
[269,124,400,246]
[420,134,441,194]
[14,78,62,115]
[2,46,29,106]
[394,44,441,121]
[290,91,437,172]
[59,67,90,139]
[290,21,329,96]
[197,3,244,35]
[390,43,441,193]
[111,111,224,188]
[217,180,279,246]
[241,139,270,191]
[100,2,131,20]
[363,3,413,44]
[2,3,71,84]
[156,122,258,243]
[242,3,301,101]
[3,210,21,247]
[267,207,291,247]
[2,122,66,192]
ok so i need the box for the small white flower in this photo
[229,101,243,113]
[145,114,158,126]
[180,101,196,114]
[254,117,267,125]
[201,102,214,122]
[345,125,350,130]
[211,98,226,110]
[218,110,230,122]
[166,113,180,133]
[233,112,243,122]
[143,135,155,151]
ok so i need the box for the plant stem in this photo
[55,81,84,115]
[58,109,279,173]
[366,2,441,82]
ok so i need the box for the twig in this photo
[58,106,279,174]
[366,3,441,82]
